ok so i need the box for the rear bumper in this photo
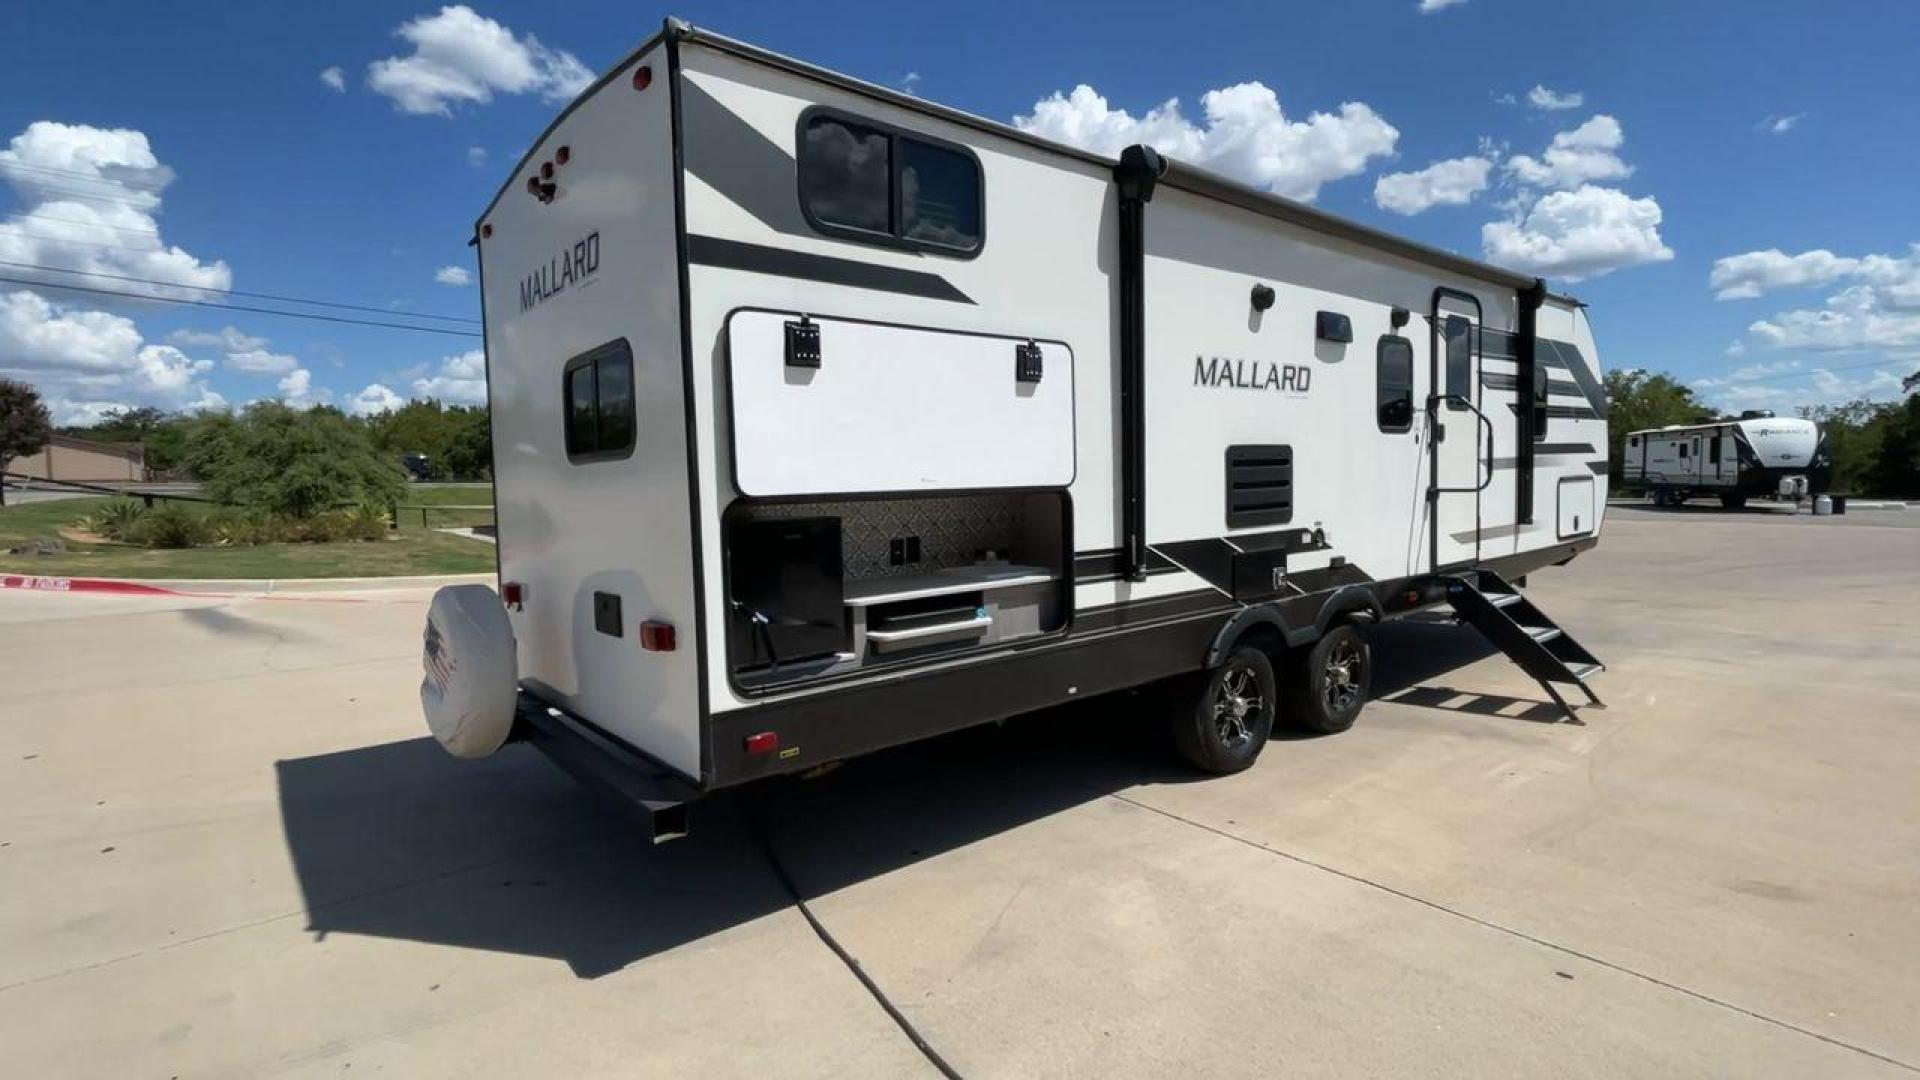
[514,693,701,842]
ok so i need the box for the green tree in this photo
[1603,369,1714,485]
[61,405,200,475]
[0,378,54,507]
[183,401,405,517]
[1799,399,1890,495]
[1865,393,1920,497]
[442,405,493,479]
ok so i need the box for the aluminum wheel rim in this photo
[1214,662,1263,748]
[1323,639,1363,714]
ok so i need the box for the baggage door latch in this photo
[1015,340,1043,383]
[784,316,821,369]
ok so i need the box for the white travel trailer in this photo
[1623,411,1830,508]
[420,19,1610,838]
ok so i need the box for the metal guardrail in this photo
[396,503,495,530]
[2,472,213,506]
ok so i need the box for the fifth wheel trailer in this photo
[1623,412,1830,508]
[419,19,1611,839]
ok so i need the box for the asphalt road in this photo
[2,509,1916,1077]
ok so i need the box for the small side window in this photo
[563,339,636,462]
[1376,335,1414,433]
[798,109,982,255]
[1443,315,1473,411]
[1629,436,1639,448]
[1678,442,1689,459]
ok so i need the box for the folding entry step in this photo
[1444,569,1604,723]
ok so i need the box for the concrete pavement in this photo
[1,513,1916,1077]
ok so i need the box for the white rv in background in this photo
[1624,411,1830,508]
[419,19,1610,838]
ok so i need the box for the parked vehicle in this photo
[419,20,1610,839]
[1623,411,1829,508]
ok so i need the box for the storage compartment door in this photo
[1557,476,1595,539]
[727,311,1074,496]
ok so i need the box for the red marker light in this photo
[540,161,554,180]
[501,581,524,610]
[480,222,492,238]
[632,65,653,92]
[744,731,779,756]
[555,145,571,166]
[639,621,677,652]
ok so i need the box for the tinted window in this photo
[798,110,982,255]
[800,116,890,234]
[1444,316,1473,410]
[1532,363,1550,440]
[566,365,596,456]
[1376,335,1414,433]
[563,339,635,462]
[899,138,980,250]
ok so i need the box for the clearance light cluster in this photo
[525,143,573,204]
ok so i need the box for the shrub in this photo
[184,402,406,518]
[125,504,214,548]
[81,498,147,540]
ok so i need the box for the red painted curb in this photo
[0,574,191,597]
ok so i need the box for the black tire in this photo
[1167,645,1276,774]
[1719,494,1746,510]
[1284,622,1372,735]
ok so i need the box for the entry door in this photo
[1428,292,1485,570]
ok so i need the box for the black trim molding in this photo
[687,234,975,304]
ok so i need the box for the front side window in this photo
[1376,335,1414,433]
[1532,363,1550,441]
[1443,315,1473,411]
[562,339,636,462]
[799,111,982,255]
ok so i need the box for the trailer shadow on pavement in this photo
[276,620,1512,979]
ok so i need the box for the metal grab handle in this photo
[1429,394,1496,494]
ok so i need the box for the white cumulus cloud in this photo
[0,289,225,423]
[1503,115,1631,190]
[226,348,300,375]
[368,5,594,116]
[319,66,346,92]
[0,121,231,300]
[466,145,486,167]
[169,325,265,352]
[1482,184,1673,280]
[1014,82,1397,202]
[1374,155,1493,215]
[1762,113,1805,134]
[1480,116,1669,281]
[1709,245,1920,303]
[277,367,330,408]
[1527,85,1584,111]
[1419,0,1468,11]
[434,265,472,286]
[348,382,407,416]
[410,349,486,405]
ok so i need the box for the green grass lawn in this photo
[0,496,495,579]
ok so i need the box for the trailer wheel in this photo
[1167,645,1276,774]
[1284,622,1372,735]
[1719,494,1746,510]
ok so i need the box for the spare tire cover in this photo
[421,584,518,759]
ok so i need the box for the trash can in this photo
[1831,495,1848,515]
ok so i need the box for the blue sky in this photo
[3,0,1916,423]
